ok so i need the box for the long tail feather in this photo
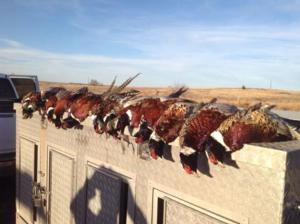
[115,73,140,93]
[208,98,217,104]
[106,73,141,97]
[261,104,276,111]
[75,87,88,95]
[43,87,66,99]
[104,76,117,95]
[168,86,189,98]
[247,102,262,112]
[282,117,300,133]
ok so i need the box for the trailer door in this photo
[47,148,76,224]
[18,138,39,224]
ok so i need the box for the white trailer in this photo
[15,109,300,224]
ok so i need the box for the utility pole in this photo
[269,79,272,89]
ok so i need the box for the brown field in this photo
[40,81,300,111]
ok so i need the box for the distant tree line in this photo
[89,79,104,86]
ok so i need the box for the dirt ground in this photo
[40,81,300,111]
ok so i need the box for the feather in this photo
[179,106,230,151]
[74,87,88,95]
[154,102,194,143]
[55,89,71,100]
[220,108,294,151]
[22,91,33,100]
[168,86,188,98]
[208,98,218,104]
[247,102,262,112]
[281,117,300,132]
[105,73,140,98]
[103,76,117,95]
[43,87,66,99]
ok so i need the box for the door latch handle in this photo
[32,182,47,208]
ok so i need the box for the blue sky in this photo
[1,0,300,89]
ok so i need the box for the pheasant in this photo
[21,87,66,119]
[50,87,88,128]
[21,91,42,119]
[118,87,190,144]
[213,104,295,151]
[179,102,238,174]
[61,75,136,131]
[148,100,200,160]
[92,74,141,136]
[62,92,103,130]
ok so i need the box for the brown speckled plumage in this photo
[180,109,228,151]
[123,97,168,128]
[178,103,238,172]
[179,103,238,149]
[219,108,294,151]
[155,103,194,143]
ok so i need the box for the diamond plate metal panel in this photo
[85,166,122,224]
[19,138,35,224]
[165,198,229,224]
[48,149,75,224]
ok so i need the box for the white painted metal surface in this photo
[18,138,35,224]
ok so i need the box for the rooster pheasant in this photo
[179,103,238,174]
[212,104,295,151]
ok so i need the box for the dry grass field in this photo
[40,81,300,111]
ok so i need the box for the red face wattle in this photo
[148,138,165,159]
[150,149,158,160]
[183,164,193,174]
[62,122,69,130]
[135,136,144,144]
[207,153,218,165]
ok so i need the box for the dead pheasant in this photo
[61,92,103,130]
[62,77,121,130]
[21,87,66,119]
[21,91,42,119]
[49,87,88,128]
[92,74,141,136]
[211,103,295,152]
[117,87,190,143]
[178,102,238,174]
[148,100,202,160]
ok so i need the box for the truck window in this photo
[10,78,37,100]
[0,78,17,100]
[0,101,14,112]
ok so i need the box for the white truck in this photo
[0,73,39,173]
